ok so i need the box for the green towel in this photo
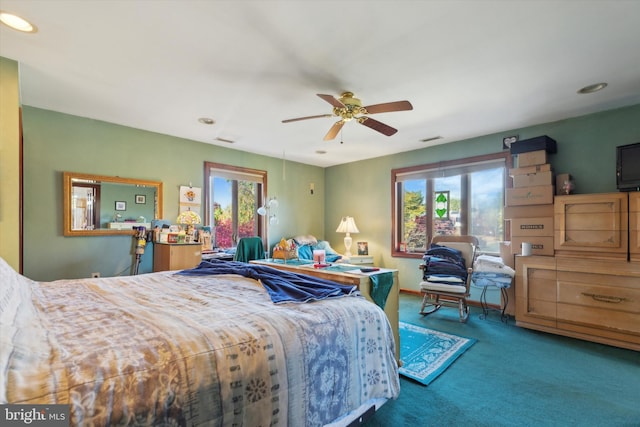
[370,272,393,309]
[233,237,265,262]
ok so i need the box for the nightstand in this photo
[348,255,374,265]
[153,242,202,271]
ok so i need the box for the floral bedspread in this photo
[1,259,399,426]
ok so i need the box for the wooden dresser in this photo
[516,255,640,350]
[516,192,640,351]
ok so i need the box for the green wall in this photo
[22,107,325,280]
[325,104,640,291]
[20,103,640,288]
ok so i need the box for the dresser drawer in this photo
[557,272,640,334]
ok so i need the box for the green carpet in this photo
[398,322,475,385]
[365,293,640,426]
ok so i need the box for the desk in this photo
[251,259,400,361]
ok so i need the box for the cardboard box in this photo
[504,204,555,219]
[506,185,554,206]
[511,236,555,256]
[510,135,557,154]
[499,241,515,268]
[509,164,552,176]
[512,170,554,188]
[510,217,554,237]
[555,173,572,195]
[517,150,547,167]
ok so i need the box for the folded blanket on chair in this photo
[422,256,467,277]
[178,259,360,304]
[424,274,465,283]
[421,245,468,284]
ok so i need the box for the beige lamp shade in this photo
[336,216,359,234]
[336,216,359,258]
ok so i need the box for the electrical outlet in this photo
[91,272,100,278]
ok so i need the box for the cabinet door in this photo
[515,255,557,328]
[554,192,628,259]
[630,192,640,262]
[169,245,201,270]
[153,244,201,271]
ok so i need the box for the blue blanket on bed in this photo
[178,259,360,304]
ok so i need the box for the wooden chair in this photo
[419,235,479,322]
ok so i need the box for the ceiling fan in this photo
[282,92,413,141]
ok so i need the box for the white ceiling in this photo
[2,1,640,167]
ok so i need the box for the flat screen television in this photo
[616,142,640,191]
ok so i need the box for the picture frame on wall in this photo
[135,194,146,204]
[115,201,126,211]
[357,241,369,255]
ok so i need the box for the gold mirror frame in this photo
[63,172,163,236]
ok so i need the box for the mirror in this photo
[63,172,163,236]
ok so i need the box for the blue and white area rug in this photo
[398,321,476,385]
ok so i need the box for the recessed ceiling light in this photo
[577,82,608,94]
[0,11,37,33]
[198,117,215,125]
[420,136,443,143]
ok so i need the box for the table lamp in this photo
[336,216,359,258]
[177,209,201,242]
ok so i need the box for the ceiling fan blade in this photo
[317,94,345,108]
[358,117,398,136]
[324,120,345,141]
[282,113,333,123]
[363,100,413,115]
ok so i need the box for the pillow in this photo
[297,244,313,260]
[293,234,318,246]
[0,258,51,402]
[0,257,37,326]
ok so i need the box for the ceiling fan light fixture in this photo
[577,82,608,94]
[0,11,37,32]
[283,91,413,140]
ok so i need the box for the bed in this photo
[0,257,399,426]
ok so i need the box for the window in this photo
[204,162,267,249]
[392,152,511,256]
